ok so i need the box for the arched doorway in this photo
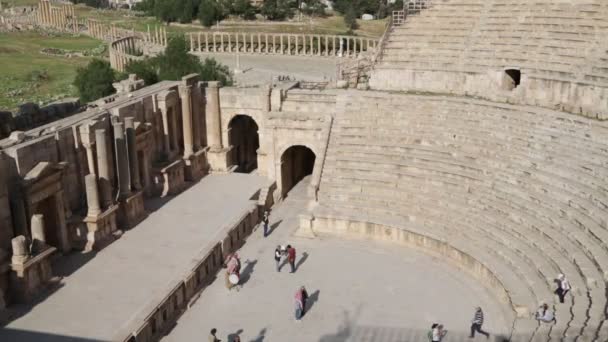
[281,145,316,197]
[228,115,259,173]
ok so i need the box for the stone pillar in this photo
[160,107,171,156]
[113,122,131,199]
[85,174,101,217]
[11,236,29,265]
[124,117,141,191]
[95,129,113,208]
[206,81,222,149]
[179,85,194,158]
[83,142,96,174]
[31,214,46,253]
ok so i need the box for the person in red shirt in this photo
[287,244,296,273]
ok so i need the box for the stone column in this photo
[113,122,131,199]
[179,85,194,158]
[85,174,101,217]
[83,142,96,174]
[31,214,46,253]
[206,81,222,149]
[95,129,113,208]
[160,107,171,156]
[11,236,29,265]
[124,117,141,191]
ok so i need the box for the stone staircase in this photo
[314,91,608,341]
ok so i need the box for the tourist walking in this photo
[469,307,490,338]
[209,328,221,342]
[555,273,571,303]
[300,286,309,316]
[428,323,447,341]
[263,210,270,237]
[287,244,296,273]
[535,303,556,323]
[274,245,282,272]
[295,287,304,320]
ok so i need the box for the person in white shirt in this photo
[535,303,556,323]
[555,273,571,303]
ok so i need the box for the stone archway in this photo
[280,145,316,197]
[228,115,260,173]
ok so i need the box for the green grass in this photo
[0,31,103,111]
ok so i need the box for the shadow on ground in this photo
[0,329,106,342]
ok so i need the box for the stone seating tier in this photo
[315,92,608,341]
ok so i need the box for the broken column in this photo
[85,174,101,217]
[124,117,142,191]
[11,236,29,265]
[179,84,194,159]
[114,121,146,230]
[95,129,113,208]
[113,122,131,199]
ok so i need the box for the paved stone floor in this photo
[163,177,512,342]
[0,173,268,341]
[195,53,337,86]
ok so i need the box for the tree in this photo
[232,0,256,20]
[155,0,179,23]
[199,57,232,86]
[301,0,326,17]
[124,59,159,86]
[261,0,295,21]
[344,5,358,31]
[150,34,233,84]
[179,0,199,23]
[73,59,116,103]
[199,0,223,27]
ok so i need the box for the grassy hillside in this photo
[0,32,103,111]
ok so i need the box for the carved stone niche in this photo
[19,161,71,254]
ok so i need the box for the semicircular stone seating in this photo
[314,91,608,342]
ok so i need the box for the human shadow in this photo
[240,259,258,285]
[296,251,309,271]
[249,327,267,342]
[267,220,282,236]
[305,289,320,315]
[227,328,244,342]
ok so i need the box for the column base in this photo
[83,204,120,252]
[10,247,57,303]
[207,146,234,173]
[160,159,186,197]
[118,191,147,230]
[184,149,208,182]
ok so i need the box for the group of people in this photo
[274,244,297,273]
[429,273,571,341]
[429,307,489,341]
[535,273,570,323]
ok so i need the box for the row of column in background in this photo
[186,32,379,58]
[110,36,141,72]
[36,0,78,33]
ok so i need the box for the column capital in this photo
[178,84,192,97]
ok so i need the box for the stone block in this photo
[160,159,186,197]
[294,214,316,238]
[83,204,119,251]
[10,246,56,303]
[117,191,146,230]
[207,146,233,173]
[183,149,208,182]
